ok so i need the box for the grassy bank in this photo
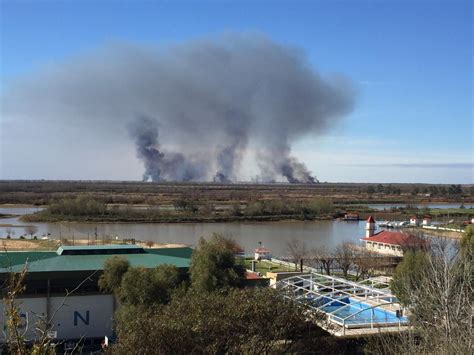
[241,258,295,274]
[0,238,60,250]
[19,203,472,225]
[1,180,471,206]
[0,237,187,251]
[20,196,337,223]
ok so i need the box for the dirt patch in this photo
[0,239,60,251]
[138,242,188,249]
[0,238,187,251]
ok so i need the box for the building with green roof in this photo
[0,244,193,348]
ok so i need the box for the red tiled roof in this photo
[361,230,427,247]
[245,271,264,280]
[367,216,375,223]
[255,247,271,253]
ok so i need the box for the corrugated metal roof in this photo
[0,251,57,270]
[0,247,192,274]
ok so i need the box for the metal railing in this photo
[276,272,408,333]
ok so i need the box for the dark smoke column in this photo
[128,116,204,182]
[128,116,164,182]
[2,33,355,183]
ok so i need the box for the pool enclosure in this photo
[276,273,408,335]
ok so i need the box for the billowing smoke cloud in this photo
[128,115,205,181]
[2,33,355,183]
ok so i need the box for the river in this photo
[0,205,462,256]
[0,206,369,256]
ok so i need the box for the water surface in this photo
[0,207,368,256]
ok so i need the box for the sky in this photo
[0,0,472,183]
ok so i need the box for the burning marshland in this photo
[2,33,355,183]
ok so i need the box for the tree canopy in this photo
[385,237,473,354]
[112,287,323,354]
[189,234,245,292]
[98,256,130,293]
[99,257,182,306]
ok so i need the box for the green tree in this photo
[112,288,321,354]
[429,185,439,195]
[173,198,198,213]
[119,264,181,305]
[390,250,428,305]
[461,225,474,261]
[99,258,182,306]
[98,256,130,293]
[189,234,245,292]
[448,184,462,195]
[307,198,333,215]
[385,184,393,194]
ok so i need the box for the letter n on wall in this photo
[74,310,89,326]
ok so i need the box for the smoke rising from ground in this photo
[2,33,355,183]
[128,116,206,182]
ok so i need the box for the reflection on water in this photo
[0,207,368,256]
[0,205,459,256]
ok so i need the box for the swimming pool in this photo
[307,296,408,328]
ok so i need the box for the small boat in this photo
[343,213,359,221]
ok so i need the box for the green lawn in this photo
[240,258,296,274]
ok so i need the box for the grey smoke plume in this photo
[2,33,355,183]
[128,116,205,181]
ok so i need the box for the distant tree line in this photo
[23,196,336,223]
[3,180,471,206]
[366,183,466,196]
[237,198,334,218]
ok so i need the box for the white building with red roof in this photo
[365,215,376,238]
[254,246,272,260]
[361,216,427,256]
[409,216,419,226]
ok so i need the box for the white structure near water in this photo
[409,216,419,226]
[361,216,426,257]
[254,246,272,260]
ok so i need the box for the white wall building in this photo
[254,247,272,260]
[361,216,426,257]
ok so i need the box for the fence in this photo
[422,225,464,233]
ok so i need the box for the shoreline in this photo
[5,212,335,225]
[0,238,188,251]
[1,200,472,209]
